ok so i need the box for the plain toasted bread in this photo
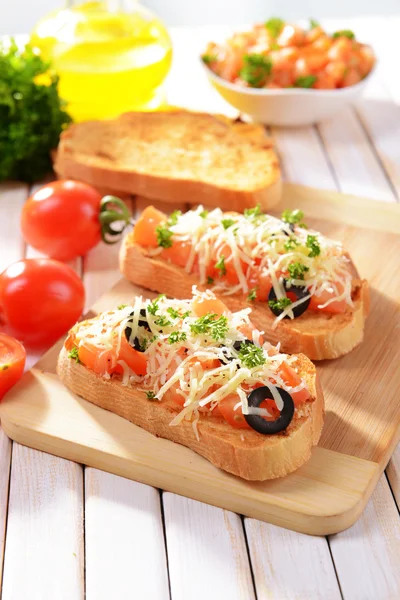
[54,110,282,212]
[120,237,370,360]
[57,344,324,481]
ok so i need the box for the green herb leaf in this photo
[168,332,187,345]
[147,296,164,315]
[265,17,285,38]
[0,40,72,183]
[154,315,172,327]
[309,18,320,29]
[146,391,156,399]
[221,218,235,230]
[237,342,266,369]
[117,304,128,310]
[284,237,300,252]
[268,297,292,312]
[168,210,182,226]
[215,256,227,276]
[247,288,257,301]
[244,204,264,220]
[190,313,229,341]
[281,209,306,227]
[239,54,272,87]
[207,276,214,285]
[294,75,317,88]
[306,235,321,257]
[332,29,355,40]
[156,224,173,248]
[167,307,190,319]
[202,54,217,65]
[200,209,209,218]
[288,262,309,280]
[68,346,81,364]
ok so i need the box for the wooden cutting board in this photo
[1,184,399,535]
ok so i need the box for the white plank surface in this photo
[85,469,170,600]
[1,445,84,600]
[329,478,400,600]
[163,494,255,600]
[245,519,342,599]
[0,429,11,590]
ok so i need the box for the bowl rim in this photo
[201,59,375,96]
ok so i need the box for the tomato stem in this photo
[99,196,135,244]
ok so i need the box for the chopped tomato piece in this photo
[219,394,251,429]
[0,333,26,400]
[191,296,229,317]
[162,240,193,268]
[116,334,148,376]
[132,205,166,248]
[164,381,185,406]
[309,287,347,314]
[278,362,310,405]
[78,343,117,375]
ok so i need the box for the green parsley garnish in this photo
[156,211,181,249]
[294,75,317,88]
[265,17,285,38]
[146,391,156,399]
[168,332,187,345]
[200,209,209,218]
[215,256,227,276]
[247,288,257,301]
[202,54,217,65]
[154,315,172,327]
[207,276,214,285]
[167,308,190,320]
[239,54,272,87]
[288,262,309,280]
[221,218,235,230]
[244,204,264,220]
[281,209,306,227]
[68,346,80,364]
[117,304,128,310]
[190,313,229,341]
[156,225,173,248]
[306,234,321,257]
[268,297,292,312]
[284,237,300,252]
[309,18,320,29]
[147,295,165,315]
[332,29,355,40]
[237,343,266,369]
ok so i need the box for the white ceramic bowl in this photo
[203,63,373,126]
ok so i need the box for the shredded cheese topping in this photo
[150,206,354,322]
[72,289,309,434]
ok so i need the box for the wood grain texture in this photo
[0,428,11,592]
[85,469,169,600]
[245,519,341,599]
[1,444,84,600]
[163,494,255,600]
[329,478,400,600]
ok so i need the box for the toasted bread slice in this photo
[120,238,369,360]
[57,345,324,481]
[54,110,282,212]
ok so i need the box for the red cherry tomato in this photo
[0,259,85,348]
[21,180,102,261]
[0,333,26,400]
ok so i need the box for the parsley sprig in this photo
[147,295,165,315]
[167,307,190,320]
[265,17,284,38]
[268,297,292,312]
[239,54,272,87]
[244,204,265,221]
[332,29,355,40]
[288,262,309,280]
[306,235,321,257]
[215,256,227,276]
[146,391,156,399]
[190,313,229,341]
[284,237,300,252]
[221,218,235,230]
[168,332,187,345]
[156,210,182,249]
[68,346,81,364]
[281,209,307,227]
[237,343,266,369]
[247,288,257,301]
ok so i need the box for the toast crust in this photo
[57,346,324,481]
[54,110,282,212]
[120,237,369,360]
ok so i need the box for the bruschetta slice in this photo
[120,205,369,360]
[57,290,324,480]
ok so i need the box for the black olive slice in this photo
[125,309,151,351]
[281,222,295,236]
[220,339,254,363]
[268,279,310,318]
[244,386,294,434]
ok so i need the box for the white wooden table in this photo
[1,18,400,599]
